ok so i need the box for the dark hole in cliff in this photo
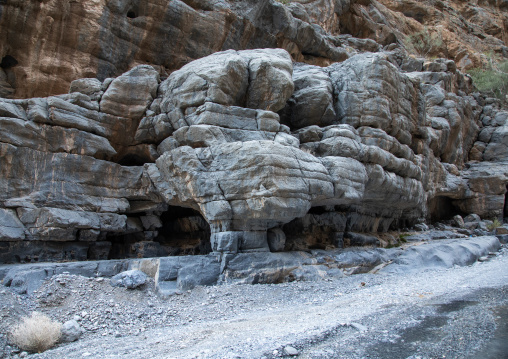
[403,11,425,24]
[282,207,346,251]
[107,206,211,259]
[117,154,148,166]
[126,10,137,18]
[0,55,18,69]
[428,196,464,222]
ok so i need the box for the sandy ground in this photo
[1,244,507,359]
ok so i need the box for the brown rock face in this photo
[338,0,508,70]
[0,0,347,99]
[2,0,508,98]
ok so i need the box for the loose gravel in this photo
[1,244,507,359]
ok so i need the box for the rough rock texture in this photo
[60,320,84,343]
[0,0,348,99]
[1,45,507,261]
[110,270,148,289]
[2,0,508,99]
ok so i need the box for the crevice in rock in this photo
[0,55,18,96]
[126,10,137,18]
[0,55,18,69]
[156,207,211,255]
[282,207,346,251]
[504,185,508,221]
[107,206,211,259]
[117,154,148,166]
[428,195,465,222]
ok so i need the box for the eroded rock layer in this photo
[1,44,507,262]
[2,0,508,99]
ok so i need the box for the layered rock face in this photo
[0,0,348,99]
[2,0,508,100]
[1,45,507,263]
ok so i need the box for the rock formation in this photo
[2,0,508,99]
[0,0,507,264]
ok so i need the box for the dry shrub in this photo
[10,312,61,353]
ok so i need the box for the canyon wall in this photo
[0,0,507,263]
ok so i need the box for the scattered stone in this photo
[414,223,429,232]
[464,214,481,223]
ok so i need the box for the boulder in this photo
[0,209,26,241]
[69,78,103,101]
[100,65,159,120]
[110,270,147,289]
[60,320,84,343]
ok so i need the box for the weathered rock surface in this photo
[0,0,348,99]
[0,44,507,262]
[110,270,148,289]
[2,0,508,99]
[60,320,84,343]
[3,234,499,294]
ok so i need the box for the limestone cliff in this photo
[0,0,507,263]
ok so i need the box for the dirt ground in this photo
[1,244,507,359]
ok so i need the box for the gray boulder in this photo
[100,65,159,120]
[69,78,103,101]
[0,209,25,241]
[60,320,84,343]
[110,270,147,289]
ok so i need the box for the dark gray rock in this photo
[267,228,286,252]
[3,268,49,294]
[156,255,220,293]
[345,233,380,247]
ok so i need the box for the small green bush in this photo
[468,59,508,102]
[487,218,503,231]
[275,0,291,4]
[399,233,409,243]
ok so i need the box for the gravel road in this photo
[1,244,507,359]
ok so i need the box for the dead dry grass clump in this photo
[9,312,61,353]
